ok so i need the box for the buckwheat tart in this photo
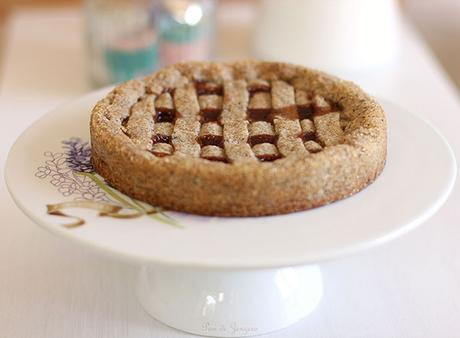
[90,61,387,216]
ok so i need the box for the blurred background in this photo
[0,0,459,91]
[1,3,460,338]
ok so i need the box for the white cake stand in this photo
[5,90,456,337]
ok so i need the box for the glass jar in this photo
[84,0,216,87]
[158,0,215,67]
[84,0,160,87]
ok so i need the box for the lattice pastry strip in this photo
[271,80,298,120]
[221,80,249,123]
[199,94,223,122]
[271,81,307,156]
[125,95,155,151]
[171,84,201,157]
[274,119,307,156]
[172,119,201,157]
[223,121,255,162]
[248,79,270,93]
[155,92,174,109]
[295,89,311,106]
[144,67,188,95]
[174,84,200,119]
[304,140,323,153]
[106,81,145,123]
[198,95,223,110]
[252,143,280,161]
[152,143,173,157]
[195,81,223,95]
[314,112,343,146]
[313,94,332,116]
[201,145,226,162]
[221,80,256,162]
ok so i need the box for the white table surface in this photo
[1,6,460,338]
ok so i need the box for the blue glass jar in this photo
[84,0,160,87]
[158,0,215,66]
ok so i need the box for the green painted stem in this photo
[77,172,181,228]
[149,213,183,228]
[131,198,183,228]
[77,172,143,212]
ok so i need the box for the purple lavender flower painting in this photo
[35,137,179,228]
[62,138,94,173]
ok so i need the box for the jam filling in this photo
[121,116,129,128]
[313,105,332,117]
[248,84,271,95]
[199,135,224,147]
[248,108,273,122]
[200,109,222,123]
[249,107,302,122]
[330,100,343,112]
[297,105,313,120]
[301,131,316,142]
[195,81,223,95]
[273,106,299,120]
[155,109,176,123]
[140,83,346,162]
[249,134,277,146]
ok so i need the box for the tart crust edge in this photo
[90,61,387,216]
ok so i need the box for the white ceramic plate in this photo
[5,90,457,269]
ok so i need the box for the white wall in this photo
[406,0,460,92]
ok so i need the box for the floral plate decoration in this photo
[35,137,180,228]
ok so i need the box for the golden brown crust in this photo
[90,60,387,216]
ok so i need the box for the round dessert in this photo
[90,61,387,216]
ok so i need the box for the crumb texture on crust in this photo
[90,60,387,216]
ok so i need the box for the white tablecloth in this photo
[1,6,460,338]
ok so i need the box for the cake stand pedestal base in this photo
[136,264,323,337]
